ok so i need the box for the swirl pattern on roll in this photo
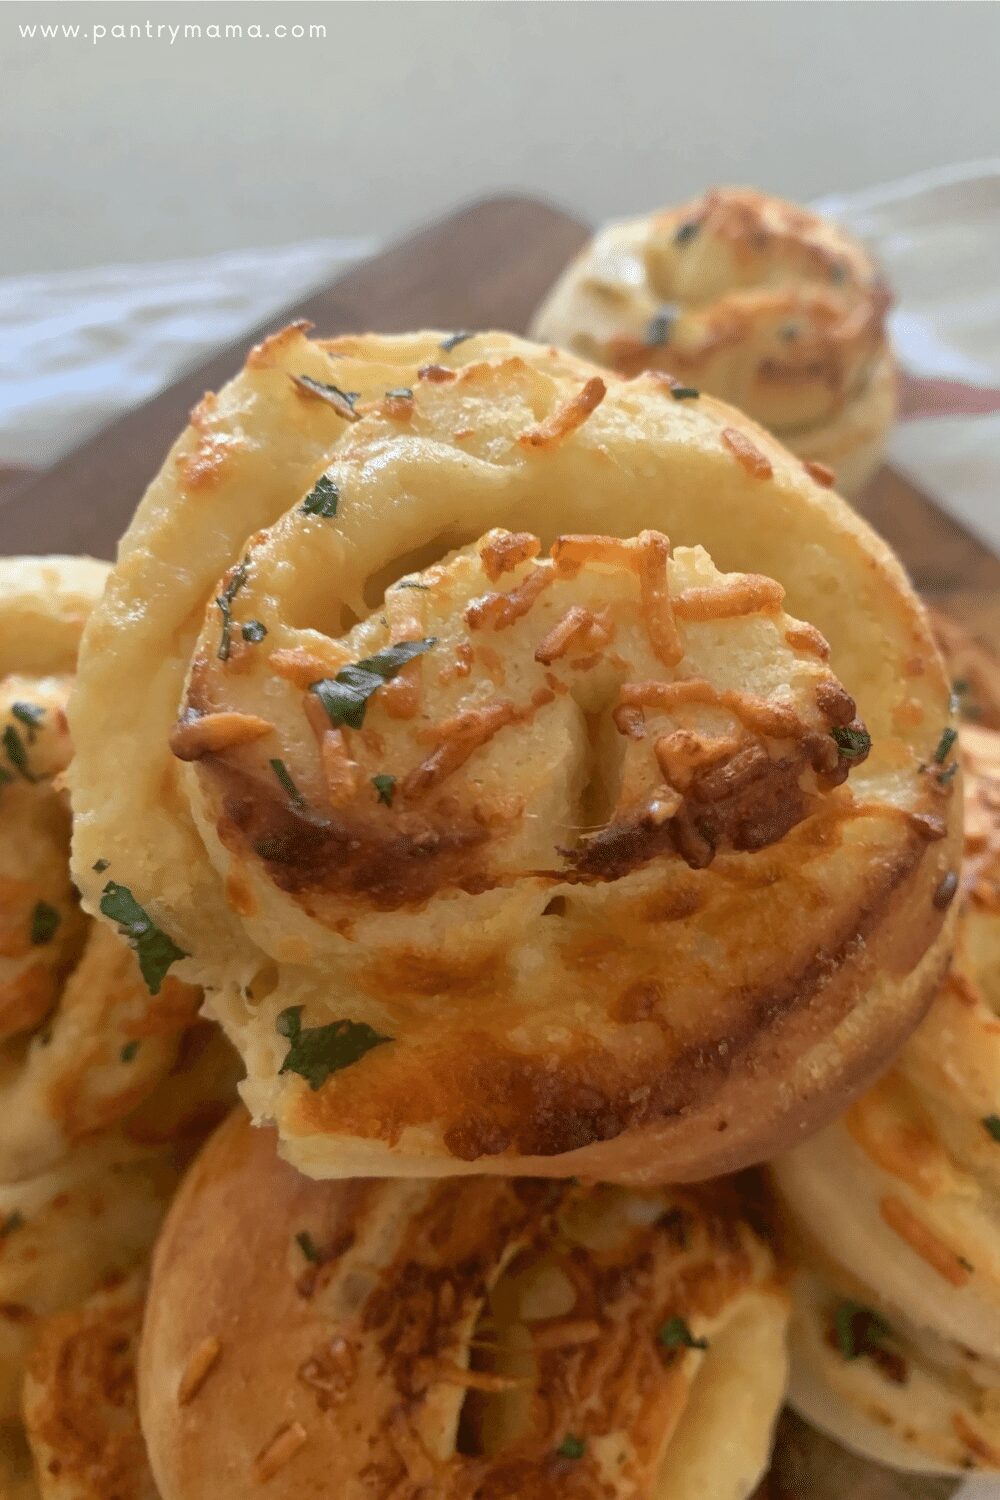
[69,328,959,1184]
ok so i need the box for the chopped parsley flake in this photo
[296,1230,320,1263]
[310,638,437,731]
[215,559,249,662]
[270,757,305,809]
[99,882,188,996]
[11,703,44,742]
[293,375,361,420]
[372,774,396,806]
[2,724,36,782]
[439,331,474,352]
[983,1115,1000,1143]
[0,1212,24,1237]
[393,578,429,591]
[30,901,60,945]
[386,386,413,400]
[120,1040,140,1063]
[932,726,958,765]
[277,1005,392,1091]
[93,858,110,873]
[832,724,871,760]
[670,385,700,401]
[658,1316,708,1352]
[675,220,701,245]
[833,1300,892,1361]
[242,620,268,643]
[301,473,340,518]
[556,1435,585,1461]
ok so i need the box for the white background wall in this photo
[3,0,1000,275]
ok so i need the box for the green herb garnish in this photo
[832,724,872,761]
[393,579,429,591]
[242,620,268,643]
[556,1435,585,1461]
[833,1300,892,1361]
[675,220,700,245]
[0,1212,24,1237]
[99,882,188,996]
[2,724,36,782]
[270,757,305,809]
[296,1230,320,1263]
[293,375,361,420]
[670,386,700,401]
[215,559,249,662]
[277,1006,392,1090]
[93,858,110,873]
[932,726,958,765]
[11,703,44,742]
[440,331,473,352]
[30,901,60,945]
[658,1316,708,1352]
[310,638,437,731]
[983,1115,1000,1143]
[386,386,413,400]
[120,1040,140,1063]
[372,774,396,807]
[301,473,339,518]
[830,262,849,285]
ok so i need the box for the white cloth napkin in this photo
[0,236,374,471]
[818,159,1000,552]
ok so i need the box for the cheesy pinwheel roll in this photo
[69,328,958,1185]
[139,1109,788,1500]
[772,722,1000,1475]
[0,557,208,1185]
[531,187,895,498]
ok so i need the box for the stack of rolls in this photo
[0,558,240,1499]
[531,186,896,498]
[4,325,966,1495]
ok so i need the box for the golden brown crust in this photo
[531,187,895,497]
[140,1112,788,1500]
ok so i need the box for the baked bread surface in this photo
[773,721,1000,1474]
[68,328,958,1183]
[139,1109,788,1500]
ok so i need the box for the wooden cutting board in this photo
[1,195,995,1500]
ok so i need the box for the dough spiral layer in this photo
[531,187,895,497]
[139,1109,788,1500]
[773,721,1000,1475]
[69,328,958,1183]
